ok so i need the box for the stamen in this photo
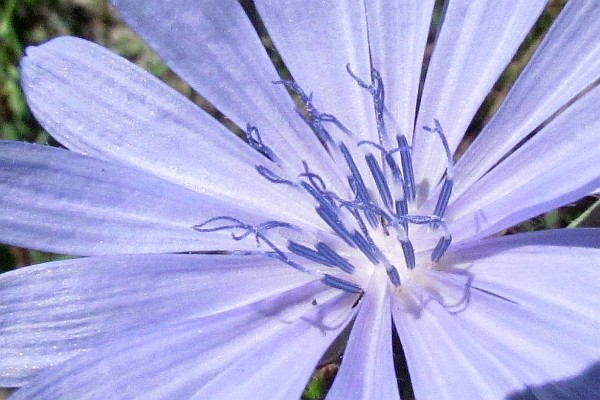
[398,215,441,225]
[431,236,452,263]
[343,206,403,285]
[315,242,355,274]
[315,206,356,248]
[346,64,386,142]
[192,216,247,233]
[401,240,416,270]
[287,241,332,266]
[394,199,408,217]
[395,225,416,270]
[317,113,355,138]
[296,108,334,145]
[344,201,392,264]
[196,76,460,293]
[193,216,363,291]
[385,263,402,286]
[424,119,455,225]
[395,199,409,232]
[354,224,401,285]
[193,217,295,244]
[345,64,375,92]
[274,80,334,144]
[423,119,454,179]
[300,161,327,191]
[431,222,452,262]
[346,230,377,264]
[395,135,416,202]
[246,124,277,162]
[275,80,355,143]
[386,152,409,219]
[386,152,404,183]
[287,241,355,274]
[358,141,408,215]
[256,165,296,186]
[369,70,385,123]
[321,274,363,294]
[301,181,336,212]
[432,179,453,222]
[273,79,312,107]
[357,140,387,153]
[232,220,295,241]
[339,143,378,227]
[302,175,362,249]
[365,153,393,210]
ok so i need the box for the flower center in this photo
[193,66,455,295]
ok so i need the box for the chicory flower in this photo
[2,1,600,399]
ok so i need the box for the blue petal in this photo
[364,0,435,145]
[255,0,379,143]
[6,276,355,399]
[109,0,343,190]
[0,253,319,387]
[20,37,323,227]
[412,0,546,196]
[448,84,600,242]
[327,270,400,400]
[455,1,600,198]
[394,229,600,399]
[0,141,285,255]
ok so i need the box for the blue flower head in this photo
[1,1,600,399]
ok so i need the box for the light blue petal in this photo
[0,141,279,255]
[20,37,321,226]
[444,229,600,322]
[109,0,343,190]
[8,280,355,399]
[191,292,356,400]
[394,229,600,399]
[327,270,399,400]
[394,298,520,399]
[412,0,546,197]
[364,0,435,144]
[448,84,600,242]
[0,253,317,387]
[255,0,379,143]
[455,0,600,198]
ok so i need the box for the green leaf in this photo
[568,197,600,228]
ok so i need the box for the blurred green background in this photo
[0,0,599,399]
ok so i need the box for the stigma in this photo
[194,66,455,295]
